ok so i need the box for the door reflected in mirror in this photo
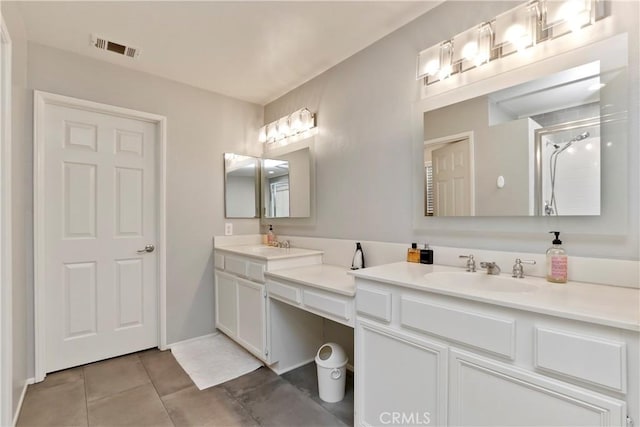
[423,59,626,217]
[224,153,260,218]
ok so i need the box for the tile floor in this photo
[16,349,354,427]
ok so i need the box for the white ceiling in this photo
[18,1,440,105]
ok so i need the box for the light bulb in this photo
[300,109,313,130]
[556,0,587,32]
[277,117,289,138]
[461,41,479,62]
[266,123,278,142]
[290,112,302,133]
[424,59,440,76]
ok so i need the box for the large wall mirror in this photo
[421,34,628,218]
[224,153,260,218]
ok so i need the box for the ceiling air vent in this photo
[91,34,140,59]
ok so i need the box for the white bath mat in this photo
[171,333,263,390]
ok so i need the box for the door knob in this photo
[137,244,155,254]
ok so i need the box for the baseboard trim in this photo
[165,332,219,350]
[12,377,34,426]
[268,357,316,376]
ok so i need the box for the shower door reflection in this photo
[536,118,601,216]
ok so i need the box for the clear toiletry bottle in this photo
[267,225,276,246]
[351,242,365,270]
[407,243,420,263]
[420,244,433,265]
[546,231,567,283]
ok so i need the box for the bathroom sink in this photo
[245,246,287,255]
[423,271,538,293]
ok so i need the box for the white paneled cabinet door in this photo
[356,320,448,427]
[449,348,626,427]
[44,103,158,372]
[236,277,266,360]
[214,271,238,337]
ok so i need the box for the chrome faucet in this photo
[459,254,476,272]
[512,258,536,278]
[274,240,290,249]
[479,261,501,275]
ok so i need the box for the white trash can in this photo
[315,343,348,403]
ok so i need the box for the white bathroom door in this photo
[42,102,158,373]
[432,139,471,216]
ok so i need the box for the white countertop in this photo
[350,262,640,332]
[215,244,324,261]
[265,264,355,297]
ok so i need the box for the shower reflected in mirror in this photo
[537,121,600,216]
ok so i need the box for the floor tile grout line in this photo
[139,350,178,427]
[220,385,264,426]
[82,366,90,427]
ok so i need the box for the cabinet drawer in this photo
[247,261,266,282]
[214,253,225,270]
[534,327,626,392]
[268,281,301,305]
[401,296,515,359]
[303,289,351,321]
[225,256,247,277]
[356,288,391,322]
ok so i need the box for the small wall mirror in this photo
[423,57,626,217]
[224,153,260,218]
[262,146,311,218]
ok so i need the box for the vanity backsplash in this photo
[213,234,639,289]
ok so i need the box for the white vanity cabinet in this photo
[353,272,638,427]
[214,246,323,364]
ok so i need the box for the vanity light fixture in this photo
[416,0,607,86]
[259,108,316,144]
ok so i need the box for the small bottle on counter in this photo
[351,242,365,270]
[267,225,276,246]
[546,231,567,283]
[420,244,433,265]
[407,243,420,263]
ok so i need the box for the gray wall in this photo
[26,43,263,348]
[2,0,31,418]
[264,0,639,260]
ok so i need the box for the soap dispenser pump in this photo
[351,242,365,270]
[546,231,567,283]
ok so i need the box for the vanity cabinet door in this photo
[356,320,447,427]
[236,277,267,361]
[215,271,237,337]
[449,348,626,427]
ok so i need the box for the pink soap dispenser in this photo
[546,231,567,283]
